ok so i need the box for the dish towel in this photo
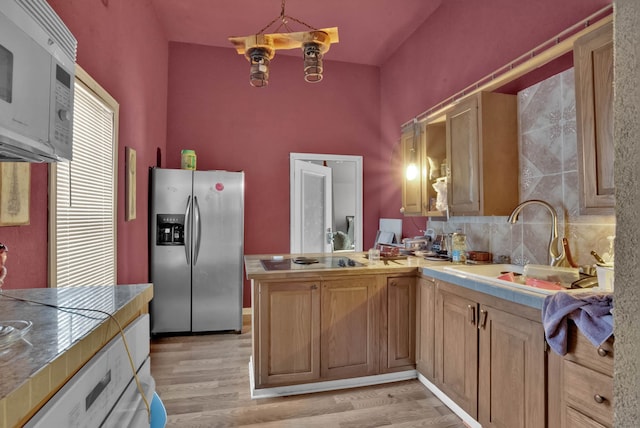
[542,292,613,356]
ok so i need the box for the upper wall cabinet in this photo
[446,92,519,216]
[574,21,614,215]
[400,121,425,216]
[401,118,448,217]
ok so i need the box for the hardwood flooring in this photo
[150,322,466,428]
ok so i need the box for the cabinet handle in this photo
[311,284,318,290]
[468,304,476,326]
[594,394,606,404]
[479,309,488,329]
[597,347,609,357]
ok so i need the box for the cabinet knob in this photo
[594,394,606,404]
[597,347,609,357]
[311,284,318,290]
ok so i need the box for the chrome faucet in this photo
[507,200,566,267]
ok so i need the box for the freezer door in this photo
[191,170,244,332]
[149,168,193,334]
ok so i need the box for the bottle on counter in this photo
[451,231,467,264]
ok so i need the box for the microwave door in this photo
[0,11,50,143]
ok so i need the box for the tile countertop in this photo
[245,253,567,310]
[0,284,153,428]
[419,265,548,310]
[244,252,450,279]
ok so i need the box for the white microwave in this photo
[0,0,77,162]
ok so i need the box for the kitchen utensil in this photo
[590,250,606,264]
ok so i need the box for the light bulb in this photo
[406,163,418,181]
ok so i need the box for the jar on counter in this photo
[181,149,197,170]
[451,231,467,264]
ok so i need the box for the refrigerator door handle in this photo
[184,195,192,265]
[193,196,202,265]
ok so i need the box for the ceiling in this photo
[149,0,443,66]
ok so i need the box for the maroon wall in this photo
[379,0,612,239]
[3,0,611,300]
[1,0,168,289]
[166,43,381,306]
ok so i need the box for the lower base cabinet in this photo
[255,280,321,387]
[562,321,614,427]
[415,276,435,380]
[434,286,479,416]
[321,277,380,379]
[433,280,546,428]
[383,275,416,372]
[253,273,415,389]
[478,302,546,428]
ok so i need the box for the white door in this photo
[291,160,333,254]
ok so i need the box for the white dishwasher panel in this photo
[26,314,152,428]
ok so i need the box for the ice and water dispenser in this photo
[156,214,185,245]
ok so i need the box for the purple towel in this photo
[542,292,613,356]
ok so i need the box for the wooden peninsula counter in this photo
[244,253,446,398]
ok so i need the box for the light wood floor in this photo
[150,322,466,428]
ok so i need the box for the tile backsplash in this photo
[429,68,615,267]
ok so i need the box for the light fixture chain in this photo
[257,0,318,34]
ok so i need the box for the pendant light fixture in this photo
[228,0,339,87]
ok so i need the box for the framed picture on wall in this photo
[126,147,136,221]
[0,163,30,226]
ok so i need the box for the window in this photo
[48,66,119,287]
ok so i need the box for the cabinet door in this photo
[256,281,320,387]
[575,21,614,214]
[446,96,480,215]
[384,276,416,371]
[434,285,478,417]
[477,305,546,428]
[401,122,425,216]
[416,276,435,379]
[321,277,379,379]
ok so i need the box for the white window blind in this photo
[51,78,117,287]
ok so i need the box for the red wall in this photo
[1,0,168,289]
[166,43,381,306]
[379,0,612,239]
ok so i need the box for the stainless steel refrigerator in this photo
[149,167,244,334]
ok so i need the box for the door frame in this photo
[290,153,363,253]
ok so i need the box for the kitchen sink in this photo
[443,263,585,294]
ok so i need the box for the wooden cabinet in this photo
[382,275,416,372]
[401,121,425,216]
[321,276,379,379]
[434,280,546,427]
[478,303,546,428]
[574,21,614,215]
[562,322,614,427]
[253,273,413,389]
[401,118,448,217]
[415,276,435,380]
[434,285,479,416]
[255,280,321,387]
[446,92,519,216]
